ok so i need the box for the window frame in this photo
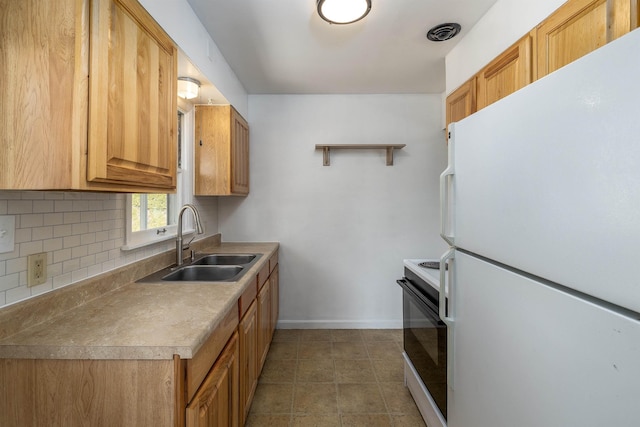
[122,107,195,250]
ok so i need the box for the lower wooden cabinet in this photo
[238,301,258,426]
[257,278,271,373]
[186,332,239,427]
[270,265,280,341]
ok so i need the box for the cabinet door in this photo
[446,78,476,131]
[269,265,279,340]
[476,35,533,110]
[0,0,88,190]
[536,0,638,78]
[238,301,258,426]
[230,109,250,195]
[87,0,177,190]
[186,332,239,427]
[257,281,271,374]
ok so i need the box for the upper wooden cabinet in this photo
[195,105,250,196]
[536,0,639,78]
[0,0,178,192]
[476,34,534,110]
[445,78,476,130]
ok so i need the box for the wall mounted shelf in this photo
[315,144,406,166]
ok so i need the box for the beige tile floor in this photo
[245,329,427,427]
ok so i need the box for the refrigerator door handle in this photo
[440,125,455,245]
[439,248,455,326]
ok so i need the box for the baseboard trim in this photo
[276,319,402,329]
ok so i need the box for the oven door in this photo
[398,278,447,420]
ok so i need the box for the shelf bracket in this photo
[315,144,406,166]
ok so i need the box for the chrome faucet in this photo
[176,204,205,266]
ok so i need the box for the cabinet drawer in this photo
[258,262,270,290]
[238,275,258,319]
[269,252,279,273]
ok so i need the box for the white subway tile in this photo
[0,192,21,200]
[64,193,82,200]
[63,258,80,273]
[89,201,103,211]
[95,251,109,264]
[63,235,81,248]
[53,224,73,238]
[32,226,53,241]
[102,259,115,271]
[21,192,45,200]
[72,245,88,259]
[80,254,95,268]
[43,238,63,252]
[72,201,88,211]
[43,213,64,226]
[72,222,88,235]
[102,240,116,251]
[33,200,54,213]
[95,231,109,242]
[80,233,96,245]
[88,264,102,278]
[53,248,72,264]
[0,292,5,306]
[29,280,53,297]
[87,242,102,255]
[81,211,96,223]
[14,228,32,244]
[0,200,7,214]
[19,241,43,257]
[6,285,30,305]
[88,221,102,233]
[48,262,62,278]
[0,248,20,261]
[54,201,73,212]
[71,268,88,282]
[45,192,65,200]
[21,214,44,228]
[64,212,81,224]
[53,273,72,289]
[6,257,26,275]
[0,261,5,275]
[8,200,33,214]
[0,273,20,292]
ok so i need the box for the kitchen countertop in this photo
[0,240,278,361]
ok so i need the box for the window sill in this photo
[121,228,196,251]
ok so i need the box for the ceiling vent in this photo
[426,23,461,42]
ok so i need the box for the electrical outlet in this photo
[27,253,47,287]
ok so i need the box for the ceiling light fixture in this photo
[177,77,201,100]
[317,0,371,25]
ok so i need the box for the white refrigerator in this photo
[440,29,640,427]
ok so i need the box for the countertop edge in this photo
[0,240,279,361]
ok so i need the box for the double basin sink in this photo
[138,253,261,283]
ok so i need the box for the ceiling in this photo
[185,0,498,95]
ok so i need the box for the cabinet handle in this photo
[199,140,203,146]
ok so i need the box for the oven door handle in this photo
[439,248,455,327]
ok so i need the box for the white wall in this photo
[446,0,566,95]
[139,0,249,117]
[218,94,448,328]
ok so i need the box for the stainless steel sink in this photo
[161,265,244,282]
[192,254,257,265]
[136,253,261,283]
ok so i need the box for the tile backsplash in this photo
[0,191,217,308]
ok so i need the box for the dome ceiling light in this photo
[177,77,201,100]
[317,0,372,25]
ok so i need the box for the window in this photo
[123,110,194,249]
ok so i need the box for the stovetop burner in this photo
[419,261,447,270]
